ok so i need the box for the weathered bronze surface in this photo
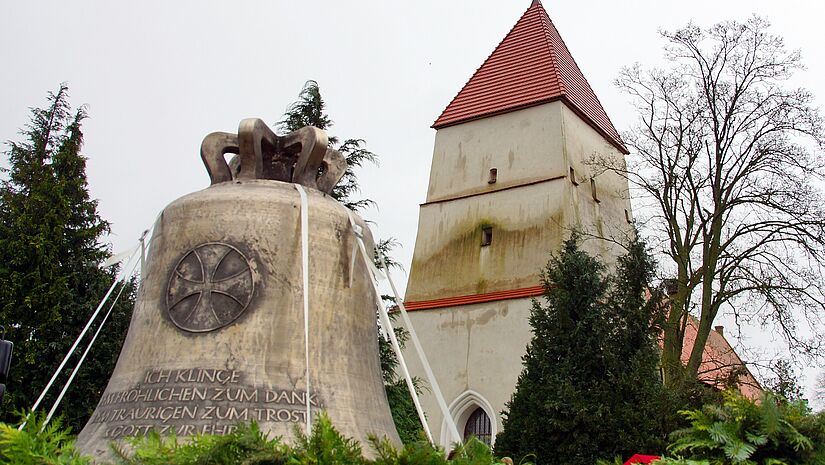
[200,118,346,191]
[76,119,400,461]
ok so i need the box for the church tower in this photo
[403,1,634,448]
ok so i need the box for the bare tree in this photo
[609,16,825,387]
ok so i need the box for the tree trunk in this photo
[661,276,688,388]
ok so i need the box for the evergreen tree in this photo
[379,311,426,444]
[494,234,672,465]
[767,359,806,405]
[0,85,135,431]
[277,80,377,212]
[279,81,423,442]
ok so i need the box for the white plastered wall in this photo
[425,103,566,202]
[401,297,533,449]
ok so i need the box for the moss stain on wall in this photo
[407,210,566,302]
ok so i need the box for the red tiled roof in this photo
[432,0,628,154]
[681,317,763,400]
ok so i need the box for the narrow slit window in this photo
[488,168,497,184]
[481,226,493,246]
[569,166,578,185]
[590,178,600,203]
[625,209,632,223]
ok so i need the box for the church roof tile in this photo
[433,1,628,154]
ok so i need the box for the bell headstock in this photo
[199,119,346,194]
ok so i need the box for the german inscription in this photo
[87,368,321,439]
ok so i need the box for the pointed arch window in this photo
[463,407,492,445]
[444,390,498,449]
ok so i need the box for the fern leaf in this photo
[721,441,756,463]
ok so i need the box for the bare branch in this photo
[607,17,825,386]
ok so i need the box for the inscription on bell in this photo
[166,242,254,332]
[87,368,321,440]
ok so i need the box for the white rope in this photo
[380,255,462,444]
[375,308,433,443]
[139,229,149,278]
[294,184,312,435]
[42,254,140,429]
[345,211,434,444]
[102,243,139,268]
[21,245,141,430]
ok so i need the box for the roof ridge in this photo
[536,6,565,97]
[431,2,629,154]
[537,9,625,149]
[434,8,535,126]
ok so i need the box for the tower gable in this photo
[433,0,628,154]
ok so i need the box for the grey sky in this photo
[2,0,824,405]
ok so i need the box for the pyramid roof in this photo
[433,1,628,154]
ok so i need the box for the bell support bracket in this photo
[200,132,239,185]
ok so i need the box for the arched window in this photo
[443,390,498,449]
[463,407,492,445]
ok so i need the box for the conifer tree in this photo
[766,359,806,404]
[0,85,135,431]
[277,80,378,212]
[494,234,672,465]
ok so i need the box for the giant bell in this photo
[76,119,400,461]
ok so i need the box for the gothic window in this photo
[463,407,492,445]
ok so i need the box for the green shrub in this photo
[372,435,500,465]
[0,412,90,465]
[654,391,825,465]
[116,414,515,465]
[1,410,519,465]
[111,421,285,465]
[288,414,367,465]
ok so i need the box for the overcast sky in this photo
[2,0,824,406]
